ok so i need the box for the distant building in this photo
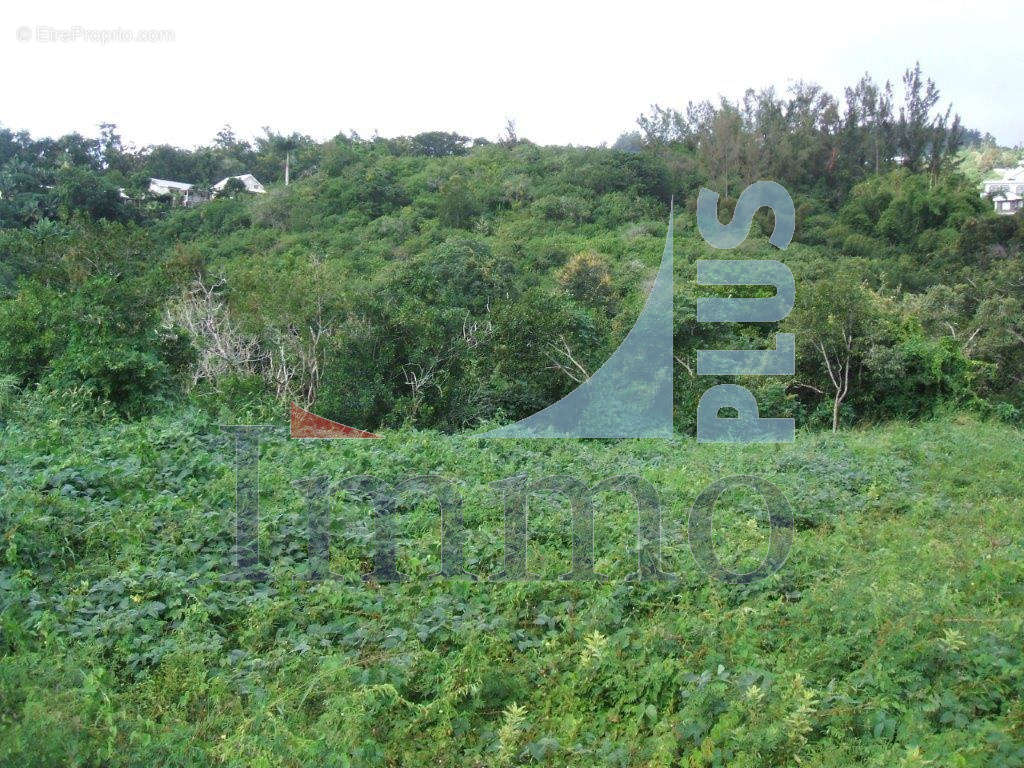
[148,178,191,196]
[148,178,208,206]
[992,193,1023,216]
[212,173,266,196]
[147,174,265,205]
[981,165,1024,215]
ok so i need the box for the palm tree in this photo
[279,136,298,186]
[260,129,301,186]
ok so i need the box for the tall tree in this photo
[897,62,941,171]
[845,74,894,174]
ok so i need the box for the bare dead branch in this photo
[673,355,695,377]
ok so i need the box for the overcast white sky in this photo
[2,0,1020,150]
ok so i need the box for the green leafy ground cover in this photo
[1,397,1021,766]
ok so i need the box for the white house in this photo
[148,174,266,205]
[148,178,193,196]
[980,165,1024,215]
[212,173,266,196]
[992,193,1023,216]
[148,178,208,206]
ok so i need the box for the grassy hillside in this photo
[2,66,1023,767]
[1,393,1021,766]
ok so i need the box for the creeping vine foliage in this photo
[0,404,1023,765]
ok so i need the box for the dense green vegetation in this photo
[0,391,1022,766]
[1,64,1023,766]
[0,65,1022,433]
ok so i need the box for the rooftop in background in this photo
[982,164,1024,215]
[985,166,1024,183]
[148,178,193,193]
[212,174,266,195]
